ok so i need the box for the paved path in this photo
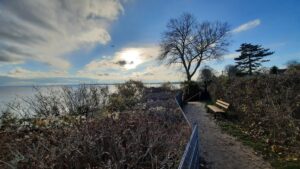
[184,102,272,169]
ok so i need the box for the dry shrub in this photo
[209,73,300,155]
[107,80,144,112]
[2,85,108,120]
[161,82,175,91]
[0,84,190,168]
[0,111,189,169]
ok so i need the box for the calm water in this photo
[0,85,111,110]
[0,83,175,111]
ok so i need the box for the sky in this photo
[0,0,299,86]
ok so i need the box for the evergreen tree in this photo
[270,66,279,74]
[234,43,274,75]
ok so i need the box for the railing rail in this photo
[175,92,191,128]
[176,92,200,169]
[178,125,200,169]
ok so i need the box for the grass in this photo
[217,119,300,169]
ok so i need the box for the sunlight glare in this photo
[120,49,143,70]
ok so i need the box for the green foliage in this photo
[235,43,274,75]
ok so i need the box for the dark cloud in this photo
[0,54,21,62]
[114,60,135,67]
[115,60,127,66]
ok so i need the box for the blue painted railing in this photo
[175,92,191,127]
[176,92,200,169]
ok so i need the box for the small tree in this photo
[160,13,230,81]
[225,64,239,77]
[234,43,274,75]
[270,66,279,74]
[198,66,215,92]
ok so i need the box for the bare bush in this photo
[161,82,175,91]
[3,85,108,119]
[62,85,109,117]
[107,80,144,112]
[0,88,190,169]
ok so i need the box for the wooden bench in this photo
[207,99,230,118]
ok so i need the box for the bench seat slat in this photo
[216,100,230,107]
[207,105,225,113]
[216,102,229,109]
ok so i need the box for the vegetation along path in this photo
[183,102,272,169]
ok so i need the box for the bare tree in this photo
[159,13,230,81]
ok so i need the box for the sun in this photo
[120,49,143,70]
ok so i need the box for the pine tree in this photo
[234,43,274,75]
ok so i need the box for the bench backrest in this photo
[216,99,230,110]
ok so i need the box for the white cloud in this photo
[129,64,184,82]
[81,45,160,72]
[7,67,68,79]
[0,0,124,69]
[224,53,239,59]
[232,19,261,33]
[77,45,185,82]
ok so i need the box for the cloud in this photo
[0,0,124,69]
[232,19,261,33]
[81,45,160,72]
[129,64,184,81]
[76,45,185,82]
[7,67,68,79]
[223,53,239,59]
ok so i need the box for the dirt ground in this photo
[183,102,273,169]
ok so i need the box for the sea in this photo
[0,83,179,112]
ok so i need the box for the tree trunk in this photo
[186,73,192,82]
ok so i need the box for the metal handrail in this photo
[175,92,200,169]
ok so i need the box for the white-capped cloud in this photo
[232,19,261,33]
[0,0,124,69]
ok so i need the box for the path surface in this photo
[184,102,272,169]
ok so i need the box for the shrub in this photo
[180,81,201,101]
[62,85,109,117]
[161,82,175,91]
[107,80,144,112]
[4,85,109,119]
[0,109,18,129]
[0,87,190,169]
[208,73,300,155]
